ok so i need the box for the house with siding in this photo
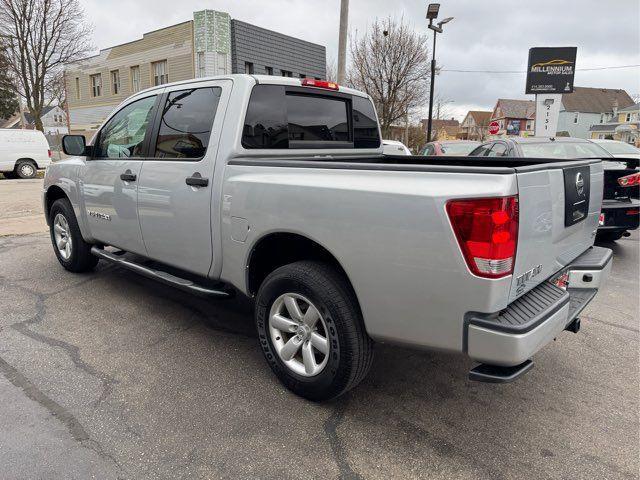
[459,111,492,141]
[64,10,326,136]
[589,102,639,145]
[556,87,634,138]
[489,99,536,137]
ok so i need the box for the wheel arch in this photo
[245,231,357,301]
[44,185,69,224]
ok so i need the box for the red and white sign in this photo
[488,121,500,135]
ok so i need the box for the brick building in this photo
[64,10,326,136]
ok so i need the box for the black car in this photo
[469,137,639,241]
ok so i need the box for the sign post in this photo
[526,47,577,138]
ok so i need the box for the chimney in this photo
[612,100,619,116]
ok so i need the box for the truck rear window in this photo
[242,84,380,150]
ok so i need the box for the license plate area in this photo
[550,270,569,290]
[563,165,591,226]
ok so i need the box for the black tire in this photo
[596,230,624,242]
[2,171,17,179]
[255,261,373,401]
[15,159,38,179]
[49,198,99,273]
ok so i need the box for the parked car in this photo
[590,139,640,160]
[382,139,412,155]
[469,137,639,241]
[422,140,480,156]
[45,75,611,400]
[0,128,52,179]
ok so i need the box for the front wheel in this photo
[49,198,99,272]
[255,261,373,401]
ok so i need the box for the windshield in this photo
[519,141,612,159]
[597,141,640,155]
[440,143,479,156]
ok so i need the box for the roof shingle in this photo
[561,87,634,114]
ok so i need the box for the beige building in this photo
[65,21,199,136]
[64,10,326,138]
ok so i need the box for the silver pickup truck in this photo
[45,75,612,400]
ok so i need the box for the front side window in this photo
[469,143,493,156]
[111,70,120,95]
[130,66,140,92]
[154,87,221,159]
[90,74,102,97]
[152,60,168,86]
[94,96,156,158]
[487,142,508,157]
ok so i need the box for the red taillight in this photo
[48,149,52,158]
[617,172,639,187]
[301,78,339,91]
[626,209,639,216]
[446,196,519,279]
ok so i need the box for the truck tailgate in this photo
[509,160,603,302]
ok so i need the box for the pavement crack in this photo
[581,315,639,334]
[323,397,362,480]
[0,355,124,476]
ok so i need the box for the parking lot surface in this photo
[0,228,638,478]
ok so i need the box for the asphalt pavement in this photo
[0,227,638,479]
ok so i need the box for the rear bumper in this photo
[466,246,612,367]
[599,198,640,231]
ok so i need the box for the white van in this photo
[0,129,52,179]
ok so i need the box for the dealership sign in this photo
[525,47,577,94]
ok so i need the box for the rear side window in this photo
[242,85,380,150]
[154,87,221,159]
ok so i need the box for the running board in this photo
[468,360,534,383]
[91,247,233,298]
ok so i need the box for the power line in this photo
[441,64,640,74]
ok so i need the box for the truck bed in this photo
[229,155,603,175]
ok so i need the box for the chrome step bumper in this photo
[466,246,612,367]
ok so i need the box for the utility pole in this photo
[337,0,349,84]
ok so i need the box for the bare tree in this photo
[325,56,338,83]
[0,0,91,131]
[0,42,18,119]
[347,17,430,138]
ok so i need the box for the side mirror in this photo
[62,135,88,156]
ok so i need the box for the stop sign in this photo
[488,121,500,135]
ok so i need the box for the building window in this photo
[90,74,102,97]
[130,66,140,92]
[244,62,254,74]
[625,113,632,122]
[75,77,80,100]
[197,52,206,77]
[265,66,273,75]
[299,74,306,79]
[281,70,292,77]
[573,112,579,124]
[110,70,120,95]
[152,60,168,86]
[217,53,227,75]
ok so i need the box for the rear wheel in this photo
[15,160,38,179]
[255,261,373,401]
[49,198,98,272]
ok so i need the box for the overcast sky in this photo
[79,0,640,120]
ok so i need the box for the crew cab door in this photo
[137,80,230,276]
[80,94,160,255]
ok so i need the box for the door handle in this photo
[186,173,208,187]
[120,171,137,182]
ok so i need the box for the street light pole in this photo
[427,31,437,143]
[337,0,349,84]
[425,4,453,143]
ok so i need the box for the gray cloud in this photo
[80,0,640,119]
